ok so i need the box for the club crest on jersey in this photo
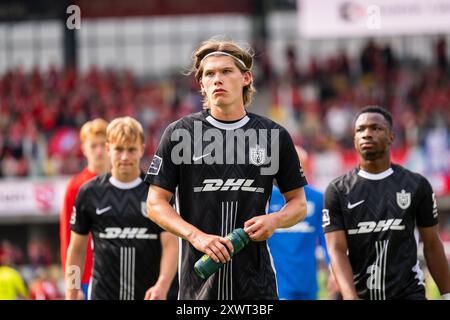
[396,189,411,209]
[249,144,266,166]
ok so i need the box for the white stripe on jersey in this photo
[218,201,239,300]
[131,247,135,300]
[218,202,224,300]
[374,243,378,300]
[120,247,135,300]
[231,201,237,300]
[369,240,389,300]
[120,248,124,300]
[226,201,230,300]
[222,202,228,300]
[382,240,388,300]
[128,248,132,299]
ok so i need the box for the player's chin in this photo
[213,98,228,106]
[118,163,133,169]
[118,166,133,174]
[360,150,380,161]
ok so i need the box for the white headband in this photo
[201,51,247,69]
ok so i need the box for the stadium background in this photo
[0,0,449,299]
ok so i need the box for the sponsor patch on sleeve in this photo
[147,155,162,175]
[432,193,438,219]
[322,209,330,227]
[70,206,76,224]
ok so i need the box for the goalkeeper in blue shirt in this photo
[268,146,338,300]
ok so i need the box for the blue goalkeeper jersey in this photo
[268,185,329,300]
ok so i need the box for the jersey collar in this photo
[109,176,142,189]
[205,113,250,130]
[357,167,394,180]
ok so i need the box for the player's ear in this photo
[388,128,395,146]
[106,143,111,155]
[243,71,252,86]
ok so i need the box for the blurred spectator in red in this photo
[0,240,24,266]
[360,39,378,74]
[27,238,53,267]
[285,44,300,82]
[1,122,28,177]
[59,118,110,300]
[252,38,274,87]
[29,268,62,300]
[435,36,448,71]
[22,120,47,177]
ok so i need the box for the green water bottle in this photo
[194,228,250,280]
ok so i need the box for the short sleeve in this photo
[415,177,438,228]
[323,183,345,233]
[274,128,307,193]
[70,185,93,235]
[312,191,330,264]
[144,124,179,193]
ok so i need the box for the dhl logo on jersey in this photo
[348,219,405,235]
[193,179,265,193]
[99,227,158,239]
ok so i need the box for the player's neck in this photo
[111,169,141,183]
[359,157,391,174]
[209,104,246,121]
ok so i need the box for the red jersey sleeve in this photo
[60,177,77,272]
[60,168,96,284]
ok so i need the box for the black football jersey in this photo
[145,110,307,300]
[323,164,438,300]
[71,172,164,300]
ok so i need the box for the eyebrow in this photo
[356,123,381,126]
[203,65,235,72]
[355,122,386,129]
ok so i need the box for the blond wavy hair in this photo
[79,118,108,143]
[189,37,256,108]
[106,117,145,145]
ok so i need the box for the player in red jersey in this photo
[59,118,110,299]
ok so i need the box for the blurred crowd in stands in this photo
[0,38,449,178]
[268,38,449,170]
[0,38,450,177]
[0,239,63,300]
[0,64,203,177]
[0,38,449,299]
